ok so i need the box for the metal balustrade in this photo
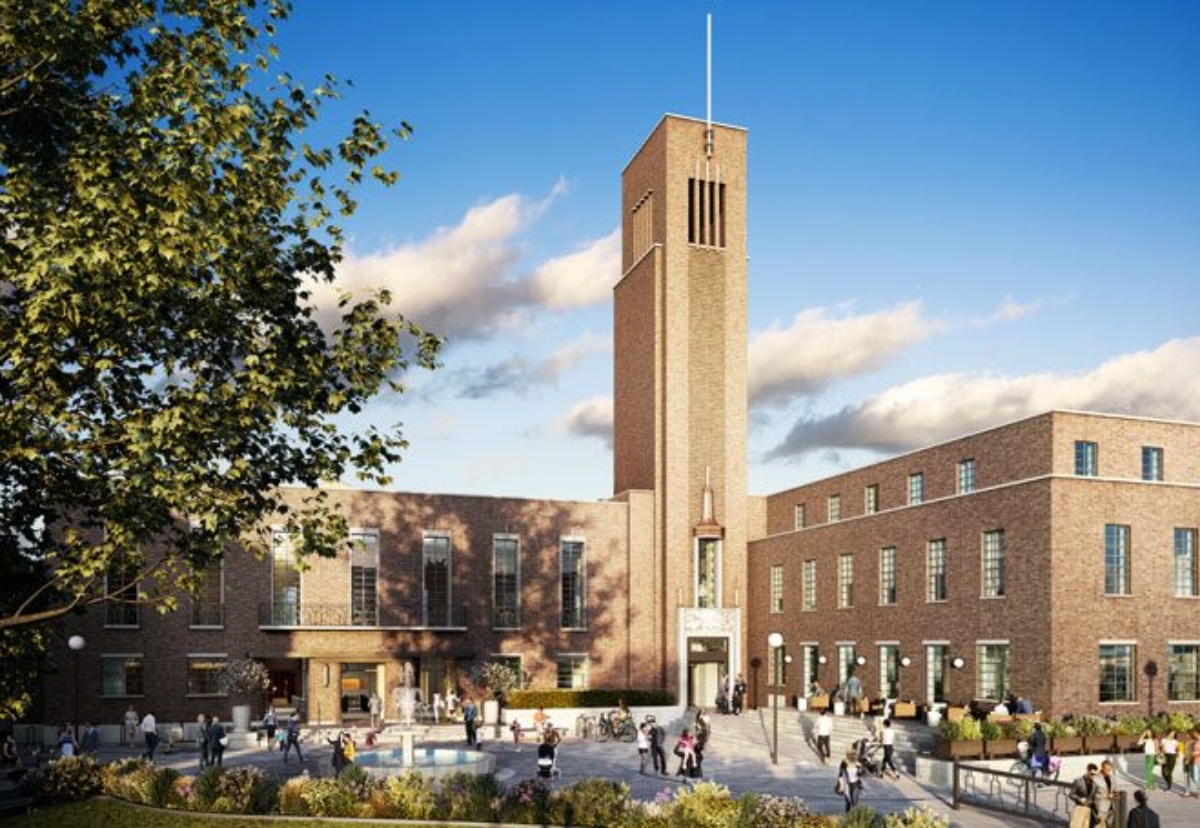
[258,602,467,629]
[953,762,1127,826]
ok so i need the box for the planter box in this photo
[1112,733,1141,753]
[1083,734,1114,754]
[809,694,830,712]
[935,737,984,760]
[985,738,1019,759]
[893,701,918,719]
[1051,735,1085,755]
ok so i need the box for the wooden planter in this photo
[935,737,984,760]
[985,737,1019,759]
[1112,733,1141,753]
[1052,735,1085,755]
[1082,734,1114,754]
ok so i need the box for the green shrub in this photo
[839,804,881,827]
[1112,715,1147,736]
[148,765,180,808]
[1165,712,1194,736]
[278,776,309,816]
[882,805,949,827]
[1005,719,1035,740]
[1045,720,1077,739]
[373,770,436,819]
[206,765,274,814]
[748,793,816,827]
[20,755,105,804]
[192,767,223,810]
[102,759,158,804]
[549,778,630,826]
[434,771,502,822]
[979,720,1002,741]
[507,688,676,709]
[668,780,742,828]
[301,777,360,817]
[938,717,982,741]
[500,776,552,824]
[336,762,376,801]
[1071,715,1108,737]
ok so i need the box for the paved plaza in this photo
[9,710,1200,825]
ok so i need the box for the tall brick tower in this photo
[614,115,748,705]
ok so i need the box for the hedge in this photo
[505,688,676,709]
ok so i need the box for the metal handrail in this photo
[257,601,467,628]
[953,761,1127,826]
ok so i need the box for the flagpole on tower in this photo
[705,12,714,159]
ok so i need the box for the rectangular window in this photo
[838,644,855,686]
[270,531,300,625]
[100,655,144,697]
[1142,446,1164,482]
[794,504,806,530]
[879,547,896,606]
[838,554,854,608]
[802,559,817,611]
[687,177,725,248]
[560,539,586,630]
[190,559,224,627]
[1168,643,1200,702]
[926,644,949,704]
[977,643,1009,701]
[768,644,788,687]
[802,645,820,696]
[828,495,841,523]
[879,644,900,698]
[1175,528,1198,598]
[908,473,925,505]
[105,551,141,627]
[957,459,976,494]
[982,530,1006,598]
[864,485,879,515]
[1099,643,1136,703]
[423,532,452,627]
[186,656,227,696]
[1105,524,1131,596]
[927,539,947,602]
[556,654,588,689]
[350,530,379,626]
[769,564,784,613]
[696,537,721,608]
[1075,440,1098,476]
[493,535,520,629]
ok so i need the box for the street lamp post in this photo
[768,631,783,764]
[68,635,86,742]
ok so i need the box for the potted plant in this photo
[936,716,984,760]
[982,719,1018,758]
[469,661,522,726]
[1111,715,1147,753]
[219,657,271,738]
[1046,720,1083,755]
[1072,715,1110,754]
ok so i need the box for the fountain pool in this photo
[354,747,495,781]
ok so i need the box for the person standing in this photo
[880,718,900,778]
[139,710,159,761]
[844,671,864,717]
[368,693,382,730]
[282,714,304,763]
[462,696,478,747]
[732,674,747,715]
[327,731,348,774]
[649,716,668,776]
[1188,729,1200,797]
[79,723,99,756]
[196,714,210,769]
[262,707,278,750]
[816,709,833,765]
[1069,764,1098,828]
[1094,760,1116,827]
[123,705,139,746]
[1126,788,1161,828]
[636,717,651,773]
[208,716,227,768]
[1138,729,1159,790]
[1159,731,1178,791]
[57,725,78,758]
[1028,722,1049,773]
[837,748,863,812]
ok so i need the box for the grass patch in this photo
[8,796,479,827]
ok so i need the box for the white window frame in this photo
[492,533,521,630]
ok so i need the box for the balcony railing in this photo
[258,602,467,629]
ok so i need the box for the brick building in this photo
[45,114,1200,727]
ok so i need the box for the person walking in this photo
[196,714,210,769]
[732,674,747,715]
[463,696,478,747]
[282,714,304,763]
[1138,729,1159,790]
[208,716,227,768]
[880,718,900,778]
[123,705,139,746]
[1188,729,1200,797]
[327,731,349,774]
[837,747,863,812]
[1069,763,1098,828]
[1159,731,1178,791]
[1126,788,1161,827]
[139,710,159,761]
[844,670,864,717]
[1094,760,1116,827]
[816,709,833,765]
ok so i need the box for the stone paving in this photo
[10,711,1200,825]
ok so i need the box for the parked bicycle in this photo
[575,713,596,740]
[596,711,637,742]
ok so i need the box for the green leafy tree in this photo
[0,0,440,716]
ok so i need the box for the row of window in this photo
[1100,643,1200,703]
[794,461,977,529]
[768,524,1200,614]
[97,653,592,699]
[1075,440,1166,481]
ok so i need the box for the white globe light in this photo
[767,632,784,648]
[68,635,86,651]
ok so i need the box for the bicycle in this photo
[1008,742,1061,787]
[595,712,638,743]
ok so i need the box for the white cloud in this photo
[539,331,612,380]
[765,336,1200,460]
[450,331,612,399]
[561,395,613,446]
[748,302,937,406]
[968,293,1074,328]
[528,229,620,309]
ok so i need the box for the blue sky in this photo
[275,1,1200,501]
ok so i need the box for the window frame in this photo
[422,531,453,627]
[827,494,841,523]
[560,537,587,631]
[927,539,948,602]
[1074,440,1099,476]
[982,530,1006,599]
[186,654,228,697]
[1175,528,1199,598]
[957,458,977,494]
[908,472,925,506]
[555,653,588,689]
[864,484,879,515]
[802,559,817,612]
[100,653,145,698]
[1168,642,1200,702]
[492,534,521,630]
[976,642,1010,701]
[769,564,784,614]
[1141,446,1164,482]
[349,529,380,627]
[838,553,854,609]
[1099,642,1136,704]
[878,546,897,606]
[1104,524,1131,596]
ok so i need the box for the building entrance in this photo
[340,662,381,720]
[687,637,728,708]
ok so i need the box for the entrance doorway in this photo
[340,662,381,721]
[686,637,728,708]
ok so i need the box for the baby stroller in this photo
[855,736,883,778]
[536,740,560,779]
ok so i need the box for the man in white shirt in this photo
[140,711,159,761]
[880,718,900,778]
[816,709,833,765]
